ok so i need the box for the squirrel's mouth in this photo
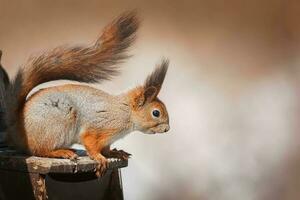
[148,124,170,134]
[148,130,156,134]
[142,129,156,134]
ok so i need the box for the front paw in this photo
[110,148,131,160]
[90,154,108,177]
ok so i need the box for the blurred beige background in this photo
[1,0,300,199]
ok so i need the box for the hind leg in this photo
[24,92,79,158]
[42,149,78,160]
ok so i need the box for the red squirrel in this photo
[3,11,170,175]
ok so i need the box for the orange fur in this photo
[127,87,167,114]
[26,128,55,156]
[80,128,118,176]
[42,149,77,159]
[80,128,116,159]
[125,86,169,133]
[126,86,144,110]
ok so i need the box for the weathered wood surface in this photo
[30,173,48,200]
[0,147,128,174]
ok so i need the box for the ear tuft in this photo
[143,86,157,104]
[134,59,169,107]
[144,58,169,93]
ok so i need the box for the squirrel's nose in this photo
[164,125,170,132]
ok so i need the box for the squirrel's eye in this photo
[152,109,160,118]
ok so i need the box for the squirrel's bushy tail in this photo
[6,11,139,118]
[0,51,9,136]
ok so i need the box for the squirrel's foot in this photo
[109,148,131,160]
[44,149,78,161]
[91,154,108,177]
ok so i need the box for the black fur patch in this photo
[144,59,169,91]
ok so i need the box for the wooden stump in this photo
[0,147,127,200]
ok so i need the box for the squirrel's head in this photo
[128,59,170,134]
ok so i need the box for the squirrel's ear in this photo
[143,86,158,104]
[135,86,157,107]
[135,59,169,107]
[144,58,169,96]
[0,50,2,62]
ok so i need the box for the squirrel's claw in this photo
[94,155,108,177]
[69,154,79,161]
[111,148,131,160]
